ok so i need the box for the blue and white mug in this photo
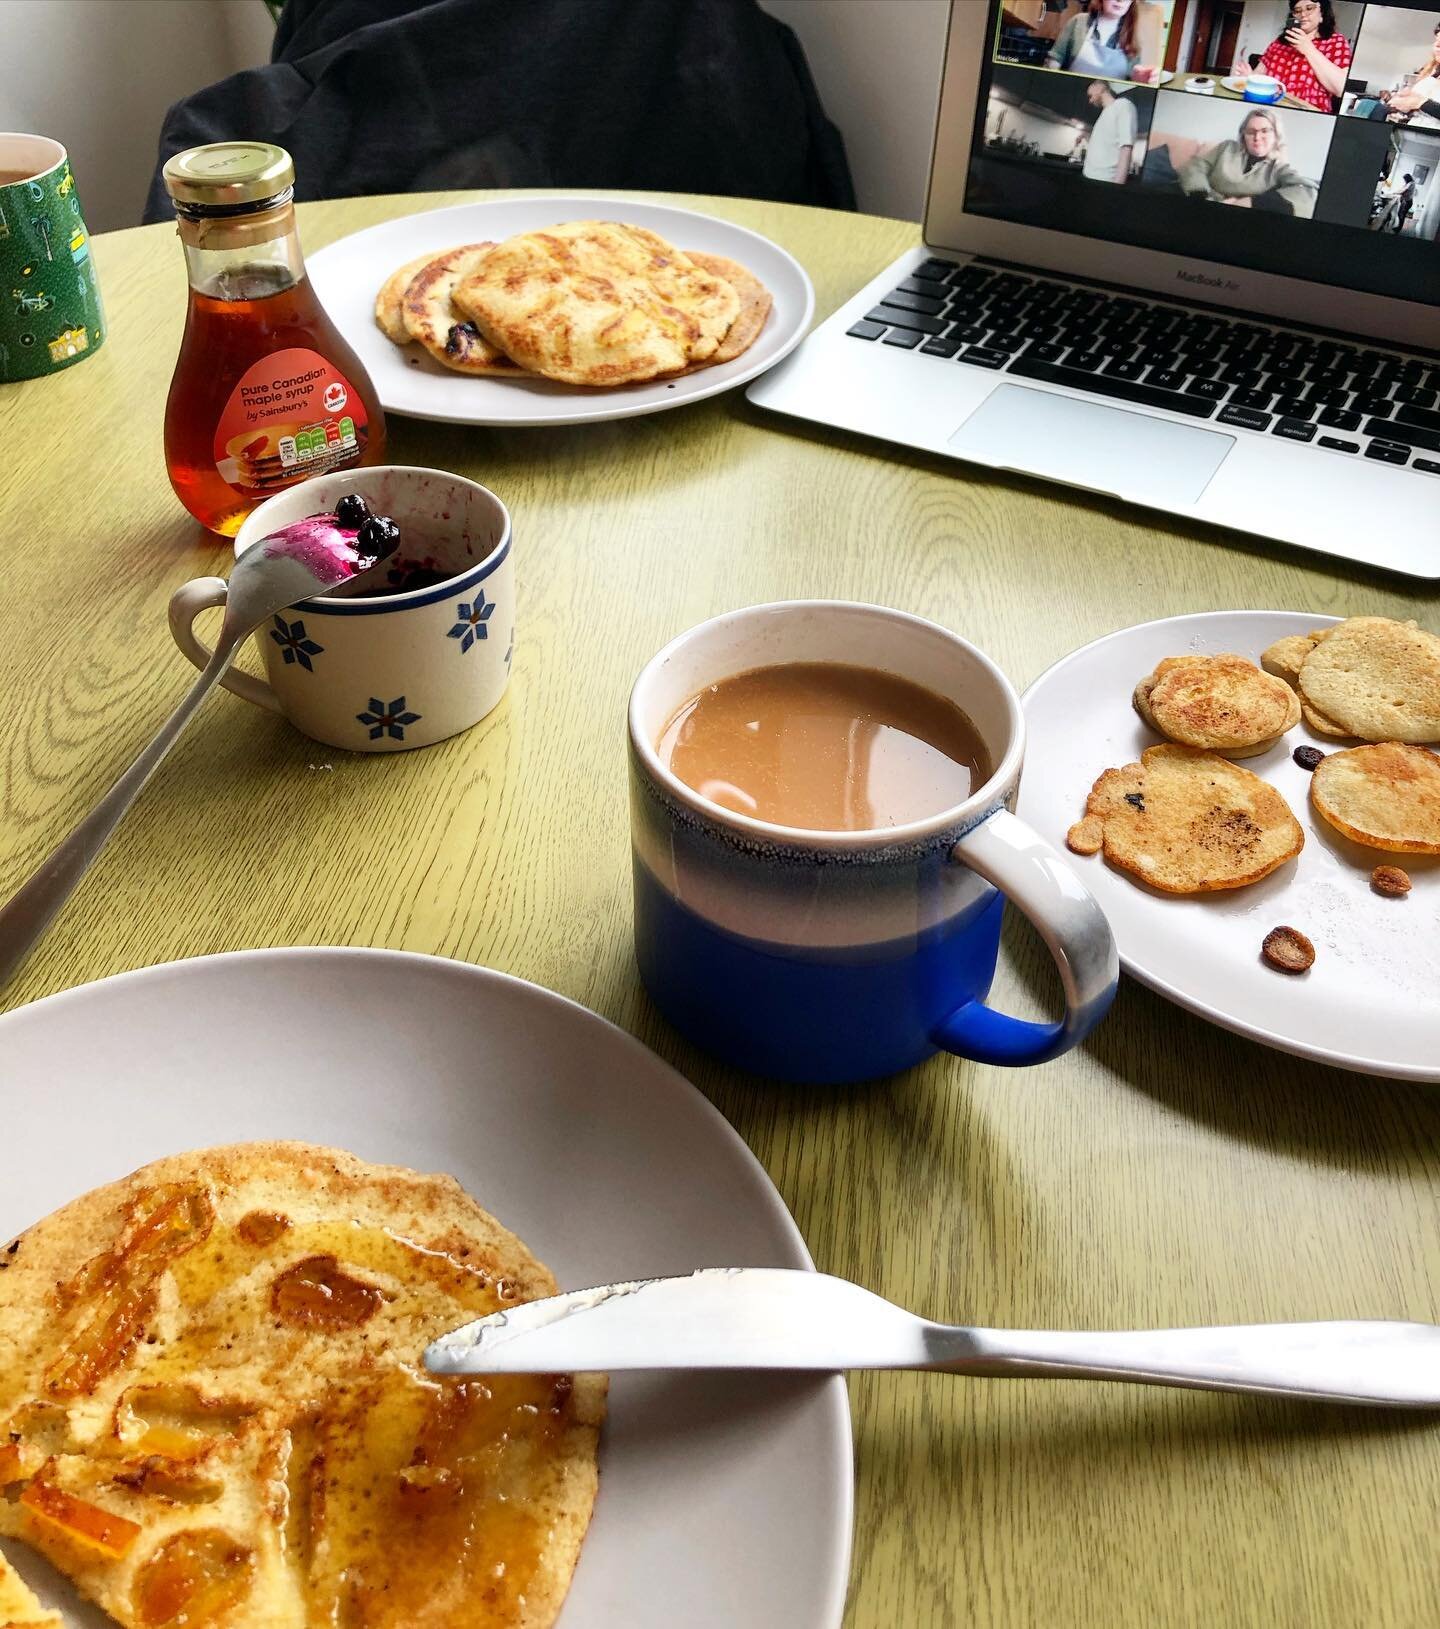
[169,466,513,752]
[628,601,1118,1083]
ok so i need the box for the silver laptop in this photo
[748,0,1440,579]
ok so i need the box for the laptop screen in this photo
[968,1,1438,309]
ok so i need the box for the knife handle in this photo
[925,1321,1440,1407]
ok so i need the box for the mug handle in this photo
[167,578,283,713]
[933,807,1118,1066]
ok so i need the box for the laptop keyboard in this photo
[847,259,1440,475]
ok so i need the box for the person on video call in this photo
[1178,107,1318,217]
[1241,0,1353,113]
[1083,81,1138,182]
[1395,172,1418,231]
[1375,20,1440,129]
[1046,0,1157,82]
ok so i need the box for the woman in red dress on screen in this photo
[1251,0,1353,113]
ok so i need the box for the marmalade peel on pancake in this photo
[0,1144,605,1629]
[451,221,742,385]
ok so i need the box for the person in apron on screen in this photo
[1046,0,1146,82]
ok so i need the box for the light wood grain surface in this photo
[1,190,1437,1628]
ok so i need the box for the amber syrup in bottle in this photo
[162,142,385,536]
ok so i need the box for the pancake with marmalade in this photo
[453,221,741,385]
[0,1143,605,1629]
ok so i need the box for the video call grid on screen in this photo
[968,0,1440,306]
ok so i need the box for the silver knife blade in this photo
[424,1268,926,1374]
[423,1271,1440,1407]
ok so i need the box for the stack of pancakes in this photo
[375,220,772,387]
[224,430,298,494]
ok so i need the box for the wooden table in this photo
[2,191,1437,1628]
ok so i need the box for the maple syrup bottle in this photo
[162,142,385,536]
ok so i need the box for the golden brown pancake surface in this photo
[453,221,740,385]
[0,1144,604,1629]
[400,244,522,375]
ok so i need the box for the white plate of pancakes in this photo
[0,949,851,1629]
[307,197,815,427]
[1019,611,1440,1082]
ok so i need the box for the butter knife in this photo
[424,1268,1440,1408]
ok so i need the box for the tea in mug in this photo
[657,661,990,831]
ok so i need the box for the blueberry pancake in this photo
[399,245,522,375]
[452,221,740,386]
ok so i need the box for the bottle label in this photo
[212,347,368,492]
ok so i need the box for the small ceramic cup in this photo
[0,134,106,383]
[628,601,1118,1084]
[169,466,513,752]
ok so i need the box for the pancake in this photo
[0,1555,60,1627]
[1296,616,1440,744]
[0,1143,605,1629]
[400,245,522,375]
[374,253,437,346]
[1134,654,1298,758]
[1068,743,1304,893]
[1310,742,1440,853]
[683,252,771,365]
[453,221,740,385]
[1260,633,1319,689]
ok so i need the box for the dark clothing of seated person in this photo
[1177,109,1317,218]
[144,0,855,224]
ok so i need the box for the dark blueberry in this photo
[356,514,402,561]
[1293,745,1325,771]
[446,321,480,356]
[1124,792,1145,811]
[334,492,370,529]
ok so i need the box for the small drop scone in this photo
[1260,632,1322,688]
[1067,743,1304,893]
[1296,616,1440,744]
[1310,743,1440,854]
[1134,653,1298,757]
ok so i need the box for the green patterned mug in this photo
[0,134,105,384]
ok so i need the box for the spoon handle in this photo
[0,642,237,991]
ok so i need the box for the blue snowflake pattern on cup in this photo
[447,591,494,653]
[269,614,323,672]
[357,696,421,742]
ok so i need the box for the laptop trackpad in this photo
[948,385,1233,506]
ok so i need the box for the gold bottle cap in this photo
[163,142,294,210]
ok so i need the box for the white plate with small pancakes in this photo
[1019,611,1439,1082]
[0,949,852,1629]
[307,196,815,427]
